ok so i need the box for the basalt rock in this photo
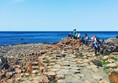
[105,38,118,45]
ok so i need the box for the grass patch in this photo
[103,66,117,74]
[104,66,117,70]
[103,51,111,55]
[35,68,40,70]
[111,57,118,61]
[19,79,25,82]
[99,59,109,67]
[95,54,100,56]
[110,80,114,83]
[49,79,56,83]
[101,60,109,65]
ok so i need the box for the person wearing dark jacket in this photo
[94,38,101,55]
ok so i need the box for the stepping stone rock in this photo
[92,74,102,80]
[56,74,65,80]
[32,66,39,70]
[106,63,117,67]
[56,69,69,75]
[32,70,39,74]
[49,63,55,66]
[49,68,59,72]
[98,80,109,83]
[57,79,66,83]
[44,72,56,76]
[91,67,100,72]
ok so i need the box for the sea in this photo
[0,31,118,46]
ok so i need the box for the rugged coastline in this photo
[0,38,118,83]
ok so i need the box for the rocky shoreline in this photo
[0,38,118,83]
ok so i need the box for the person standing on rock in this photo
[91,35,96,48]
[84,34,89,45]
[72,29,76,38]
[77,33,81,39]
[94,37,101,55]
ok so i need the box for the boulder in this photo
[116,36,118,39]
[106,38,118,45]
[109,71,118,83]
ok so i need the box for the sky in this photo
[0,0,118,31]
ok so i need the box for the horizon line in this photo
[0,30,118,32]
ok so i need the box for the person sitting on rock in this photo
[1,58,9,70]
[81,37,85,44]
[2,62,9,70]
[74,32,78,39]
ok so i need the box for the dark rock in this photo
[3,63,9,70]
[92,60,102,67]
[116,36,118,38]
[101,38,118,55]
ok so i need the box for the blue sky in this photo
[0,0,118,31]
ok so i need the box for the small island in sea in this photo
[0,31,118,83]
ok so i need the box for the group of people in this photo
[68,29,105,55]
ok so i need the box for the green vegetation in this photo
[49,79,56,83]
[102,50,111,55]
[95,54,100,56]
[110,80,114,83]
[103,66,117,74]
[99,58,117,74]
[100,60,109,65]
[111,57,118,61]
[19,79,25,82]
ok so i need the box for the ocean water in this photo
[0,31,118,46]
